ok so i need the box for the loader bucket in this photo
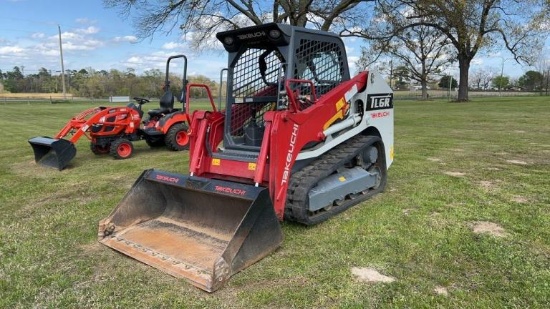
[98,169,283,292]
[28,137,77,170]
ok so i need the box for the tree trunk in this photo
[421,87,429,100]
[457,57,470,102]
[421,71,428,100]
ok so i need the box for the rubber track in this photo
[285,134,386,225]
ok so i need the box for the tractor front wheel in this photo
[90,143,110,155]
[165,123,189,151]
[110,138,134,159]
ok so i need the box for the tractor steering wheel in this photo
[133,97,150,105]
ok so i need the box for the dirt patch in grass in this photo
[351,267,396,283]
[471,221,507,237]
[79,242,103,255]
[444,171,466,177]
[479,180,498,192]
[511,196,529,204]
[18,182,95,215]
[427,157,442,162]
[434,286,449,296]
[11,160,60,178]
[428,212,450,229]
[506,159,528,165]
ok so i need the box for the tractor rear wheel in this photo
[165,123,189,151]
[90,142,110,155]
[110,138,134,159]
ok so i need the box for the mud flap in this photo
[28,137,77,170]
[98,169,283,292]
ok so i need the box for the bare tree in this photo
[358,24,454,99]
[345,0,550,101]
[103,0,376,50]
[533,48,550,95]
[470,69,493,90]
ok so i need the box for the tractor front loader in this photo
[99,23,394,292]
[29,55,216,170]
[29,103,144,170]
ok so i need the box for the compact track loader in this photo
[99,23,394,292]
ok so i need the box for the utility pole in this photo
[499,58,504,96]
[58,25,66,99]
[389,59,393,89]
[448,75,451,101]
[499,57,512,97]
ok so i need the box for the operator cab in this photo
[216,23,350,153]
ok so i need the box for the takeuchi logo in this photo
[237,31,266,40]
[215,185,247,196]
[155,174,180,183]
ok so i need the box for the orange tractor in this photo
[98,23,394,292]
[29,55,216,170]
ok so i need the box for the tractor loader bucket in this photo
[28,137,76,170]
[98,169,283,292]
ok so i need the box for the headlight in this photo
[223,36,234,45]
[269,30,281,39]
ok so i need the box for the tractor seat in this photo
[148,90,175,117]
[147,108,173,118]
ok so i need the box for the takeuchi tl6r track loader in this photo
[98,23,394,292]
[28,55,215,170]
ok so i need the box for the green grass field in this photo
[1,97,549,308]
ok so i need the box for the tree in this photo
[4,66,25,92]
[358,24,455,99]
[140,69,163,97]
[542,65,550,96]
[103,0,376,49]
[392,65,410,90]
[470,69,493,90]
[353,0,550,101]
[187,75,218,99]
[492,75,510,91]
[518,70,544,91]
[8,66,24,80]
[533,49,550,95]
[439,75,458,89]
